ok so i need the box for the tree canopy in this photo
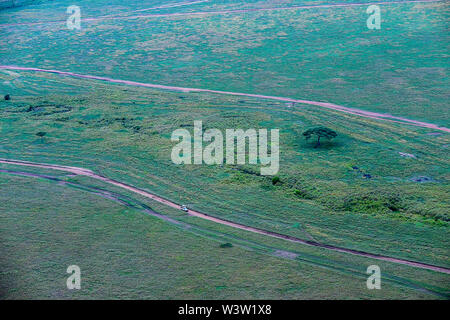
[302,127,337,148]
[36,132,47,137]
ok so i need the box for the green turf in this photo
[0,174,447,299]
[1,1,448,123]
[0,77,448,268]
[0,0,448,299]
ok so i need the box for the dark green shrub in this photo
[294,189,314,199]
[341,191,404,214]
[272,176,280,185]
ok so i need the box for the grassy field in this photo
[1,173,448,299]
[1,0,448,123]
[0,0,449,299]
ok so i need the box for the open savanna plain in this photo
[0,0,449,299]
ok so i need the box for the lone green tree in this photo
[35,131,46,142]
[36,132,46,138]
[303,127,337,148]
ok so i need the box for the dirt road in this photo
[1,158,449,274]
[1,65,448,132]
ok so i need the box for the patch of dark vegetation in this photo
[77,117,143,133]
[55,117,70,122]
[339,191,404,214]
[280,175,447,223]
[262,174,317,199]
[408,206,449,222]
[227,165,445,224]
[272,176,280,185]
[233,166,261,176]
[222,168,259,185]
[222,114,241,118]
[293,189,314,199]
[22,104,72,116]
[219,243,233,248]
[283,177,317,200]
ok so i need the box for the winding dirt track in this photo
[1,158,449,274]
[99,0,210,18]
[0,0,442,28]
[1,65,449,132]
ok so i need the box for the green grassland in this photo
[0,73,449,299]
[0,0,449,299]
[1,0,448,124]
[0,172,448,299]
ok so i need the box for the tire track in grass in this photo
[1,158,449,274]
[1,65,449,132]
[99,0,210,18]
